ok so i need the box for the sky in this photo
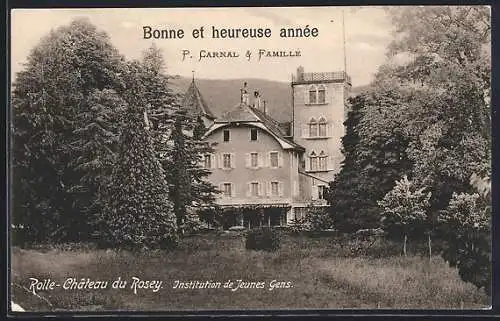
[11,7,395,86]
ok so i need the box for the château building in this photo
[183,67,351,227]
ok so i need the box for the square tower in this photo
[291,66,352,201]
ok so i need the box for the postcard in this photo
[8,6,492,313]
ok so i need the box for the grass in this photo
[10,233,489,311]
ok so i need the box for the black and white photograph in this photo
[8,6,492,312]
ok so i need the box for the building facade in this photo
[184,67,351,227]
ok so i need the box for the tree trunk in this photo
[403,233,407,257]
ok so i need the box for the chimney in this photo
[253,91,267,115]
[297,66,304,81]
[241,82,250,105]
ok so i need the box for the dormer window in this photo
[250,128,258,141]
[223,130,230,142]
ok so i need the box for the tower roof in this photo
[181,79,216,119]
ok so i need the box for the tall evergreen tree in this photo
[165,111,218,234]
[12,18,126,244]
[138,44,180,166]
[98,61,178,250]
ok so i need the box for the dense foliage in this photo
[11,19,218,248]
[12,19,126,244]
[326,6,491,293]
[245,228,281,252]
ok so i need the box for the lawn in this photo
[10,232,490,311]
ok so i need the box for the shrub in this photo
[245,228,280,252]
[438,192,491,295]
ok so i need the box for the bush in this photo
[245,228,280,252]
[438,192,491,295]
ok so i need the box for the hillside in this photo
[170,76,368,123]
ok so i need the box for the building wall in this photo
[292,79,348,199]
[203,124,296,207]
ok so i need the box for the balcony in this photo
[292,71,351,85]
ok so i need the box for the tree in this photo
[137,44,180,165]
[97,61,178,250]
[164,111,218,235]
[378,175,431,256]
[438,192,491,295]
[11,18,127,244]
[326,90,412,233]
[376,6,491,289]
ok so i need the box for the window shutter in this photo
[245,153,250,168]
[258,182,263,197]
[266,181,271,197]
[230,153,236,168]
[279,181,285,197]
[278,152,284,167]
[232,183,236,197]
[217,154,223,169]
[328,156,335,171]
[219,183,224,194]
[211,154,216,169]
[311,185,318,200]
[258,153,264,168]
[305,156,310,171]
[265,152,270,168]
[246,183,251,197]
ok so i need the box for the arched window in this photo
[308,85,317,104]
[318,151,328,171]
[308,118,318,137]
[309,151,318,171]
[318,85,326,104]
[318,117,327,137]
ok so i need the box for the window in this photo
[270,152,279,168]
[309,86,317,104]
[318,85,326,104]
[251,182,259,196]
[271,182,279,196]
[310,151,318,171]
[319,151,328,171]
[250,152,258,168]
[223,183,232,197]
[223,130,230,142]
[250,128,258,141]
[223,153,231,168]
[204,154,212,168]
[318,117,327,137]
[318,185,326,200]
[309,118,318,137]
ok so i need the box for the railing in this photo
[293,71,351,84]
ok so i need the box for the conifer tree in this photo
[99,61,178,249]
[12,18,126,243]
[164,111,218,234]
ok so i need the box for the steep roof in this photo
[213,102,304,151]
[182,79,216,119]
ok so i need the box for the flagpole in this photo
[342,8,347,75]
